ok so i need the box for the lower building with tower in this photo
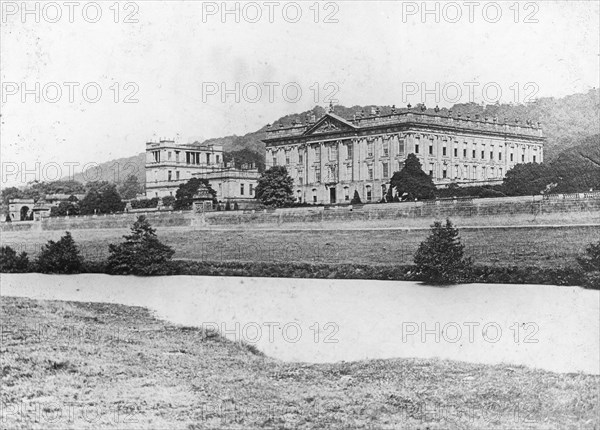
[262,107,545,205]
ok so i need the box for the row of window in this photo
[271,139,540,166]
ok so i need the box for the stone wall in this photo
[1,195,599,232]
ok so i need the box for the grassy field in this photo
[1,225,597,268]
[1,296,598,429]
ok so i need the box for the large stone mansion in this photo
[263,106,545,204]
[145,140,260,207]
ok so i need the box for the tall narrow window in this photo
[398,138,405,154]
[315,166,321,183]
[240,184,245,195]
[367,141,374,157]
[382,162,389,178]
[383,141,389,157]
[347,143,353,160]
[415,144,420,154]
[272,157,277,166]
[176,171,180,180]
[299,152,304,164]
[168,171,172,181]
[368,166,374,180]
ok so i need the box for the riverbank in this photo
[1,296,598,429]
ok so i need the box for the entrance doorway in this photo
[329,187,336,204]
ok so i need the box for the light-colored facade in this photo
[263,109,545,204]
[145,139,259,205]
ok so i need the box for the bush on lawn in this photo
[35,232,84,274]
[0,246,30,273]
[414,219,473,284]
[577,241,600,289]
[107,215,175,276]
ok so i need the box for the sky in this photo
[1,0,599,185]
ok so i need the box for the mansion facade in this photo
[145,140,260,207]
[263,108,545,204]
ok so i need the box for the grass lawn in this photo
[1,296,598,429]
[1,225,597,268]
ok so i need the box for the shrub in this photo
[577,241,600,289]
[5,214,11,222]
[414,219,473,284]
[225,201,231,211]
[162,196,176,208]
[107,215,175,276]
[350,190,362,205]
[0,246,30,273]
[35,232,84,274]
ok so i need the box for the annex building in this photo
[262,106,545,204]
[145,140,260,207]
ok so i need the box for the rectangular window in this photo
[329,146,337,161]
[463,148,467,158]
[499,152,502,161]
[522,153,525,162]
[346,164,352,178]
[510,153,514,162]
[453,147,457,157]
[429,145,433,155]
[176,171,180,180]
[382,162,389,178]
[299,152,304,164]
[415,144,420,154]
[383,141,389,157]
[429,163,434,177]
[175,151,180,162]
[473,166,477,180]
[442,146,447,156]
[286,155,290,165]
[168,171,172,181]
[298,177,303,185]
[398,139,405,154]
[481,150,485,159]
[367,141,374,157]
[472,150,476,158]
[315,166,321,183]
[168,151,172,160]
[206,153,211,164]
[345,188,350,201]
[533,155,536,163]
[442,169,447,179]
[249,184,254,195]
[490,151,493,160]
[366,188,372,201]
[272,157,277,166]
[347,143,353,160]
[368,167,374,180]
[216,154,220,164]
[240,184,245,195]
[315,146,321,159]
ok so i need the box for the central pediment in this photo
[303,113,357,136]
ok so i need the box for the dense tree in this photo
[118,174,144,199]
[1,187,23,205]
[414,219,473,284]
[0,246,29,273]
[389,154,436,201]
[254,166,295,208]
[107,216,175,276]
[173,178,217,210]
[79,184,124,214]
[50,201,80,217]
[35,232,84,274]
[502,163,555,196]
